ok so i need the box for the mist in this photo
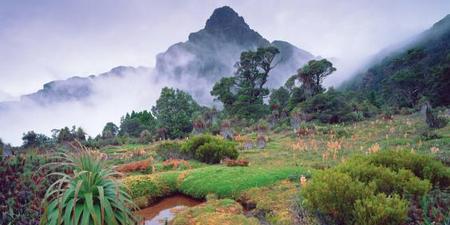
[1,0,449,145]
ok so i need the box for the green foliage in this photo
[269,87,290,111]
[102,122,119,138]
[349,17,450,108]
[336,159,431,197]
[182,135,238,164]
[22,131,53,149]
[152,87,201,139]
[418,188,450,224]
[154,140,187,160]
[296,59,336,97]
[287,87,306,111]
[51,126,86,143]
[139,129,152,144]
[353,193,408,225]
[299,88,355,123]
[41,151,137,225]
[119,110,156,137]
[122,171,180,207]
[366,150,450,188]
[211,47,279,120]
[301,170,374,225]
[301,150,449,225]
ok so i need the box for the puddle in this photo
[136,195,202,225]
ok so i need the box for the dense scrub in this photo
[0,153,50,225]
[301,150,449,225]
[346,15,450,108]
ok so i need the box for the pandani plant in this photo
[40,145,138,225]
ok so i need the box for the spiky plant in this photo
[40,150,138,225]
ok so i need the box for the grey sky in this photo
[0,0,449,99]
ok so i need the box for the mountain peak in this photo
[204,6,249,32]
[188,6,267,46]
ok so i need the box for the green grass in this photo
[123,165,308,205]
[179,166,308,199]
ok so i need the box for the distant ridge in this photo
[0,6,314,107]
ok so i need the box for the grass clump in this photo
[41,151,138,225]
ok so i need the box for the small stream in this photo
[136,195,202,225]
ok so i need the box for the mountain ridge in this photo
[1,6,314,107]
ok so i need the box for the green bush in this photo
[301,151,449,225]
[367,151,450,188]
[301,170,374,225]
[122,171,180,207]
[182,135,215,155]
[299,89,355,124]
[182,135,238,164]
[155,140,189,160]
[336,159,431,197]
[353,193,408,225]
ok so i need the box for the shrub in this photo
[122,171,180,207]
[0,153,50,225]
[367,151,450,188]
[336,159,431,197]
[353,193,408,225]
[301,170,374,225]
[182,135,238,164]
[154,140,188,160]
[299,90,355,124]
[182,135,215,155]
[41,151,138,225]
[417,188,450,224]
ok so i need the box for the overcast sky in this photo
[0,0,449,100]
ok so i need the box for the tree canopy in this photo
[211,46,280,119]
[152,87,201,139]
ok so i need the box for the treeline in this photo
[345,14,450,109]
[14,38,449,151]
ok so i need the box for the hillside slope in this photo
[346,14,450,107]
